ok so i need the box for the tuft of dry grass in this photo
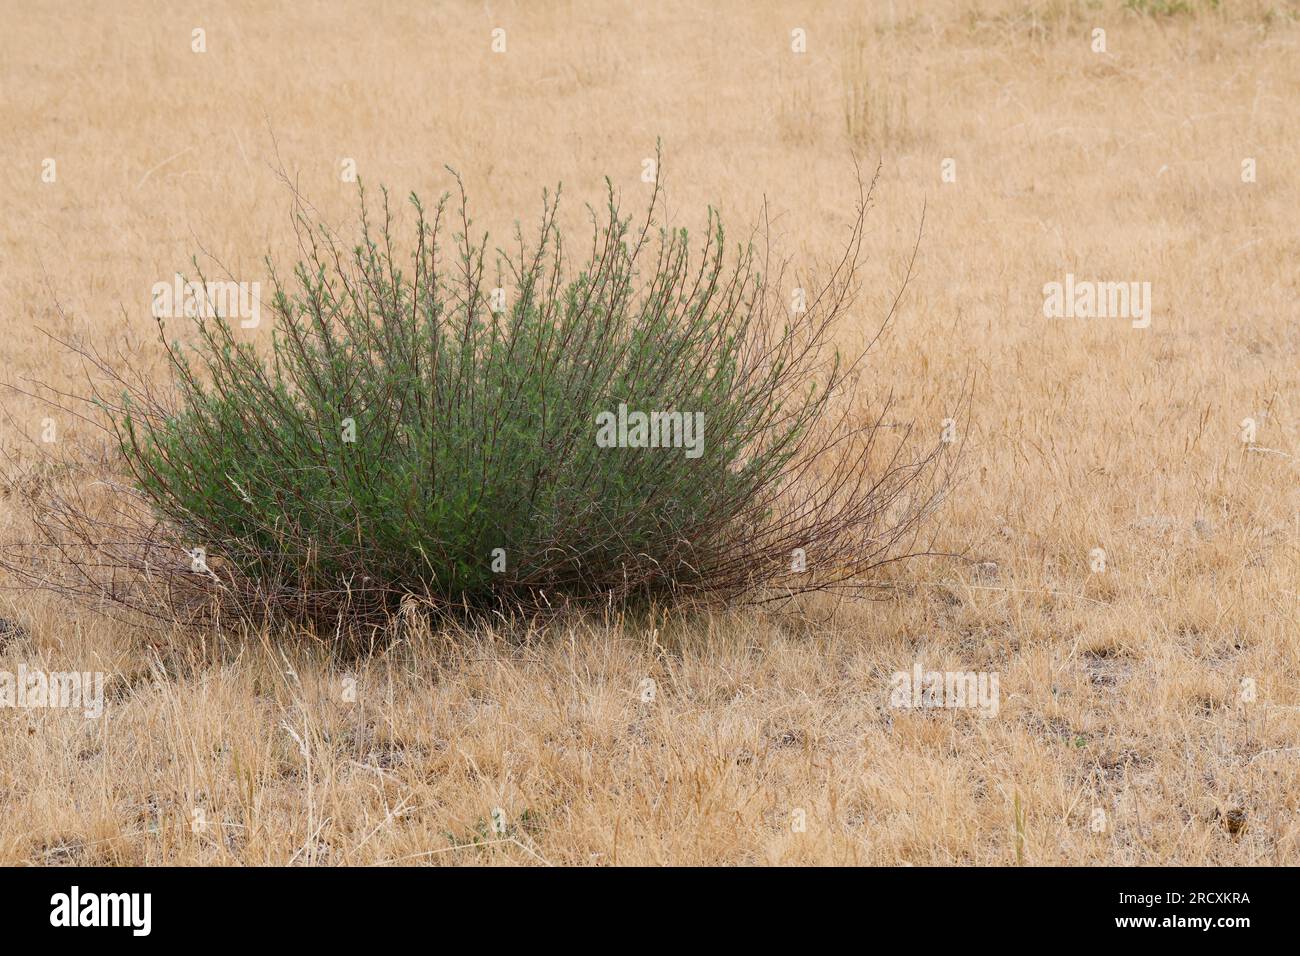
[1,0,1298,864]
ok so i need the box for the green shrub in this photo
[8,161,959,628]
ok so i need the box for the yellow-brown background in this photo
[0,0,1297,864]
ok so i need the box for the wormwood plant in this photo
[3,160,960,629]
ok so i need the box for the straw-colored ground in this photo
[1,0,1297,865]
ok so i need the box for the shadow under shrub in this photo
[3,162,961,629]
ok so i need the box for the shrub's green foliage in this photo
[12,161,957,628]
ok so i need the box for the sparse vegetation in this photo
[0,0,1295,866]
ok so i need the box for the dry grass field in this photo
[1,0,1298,865]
